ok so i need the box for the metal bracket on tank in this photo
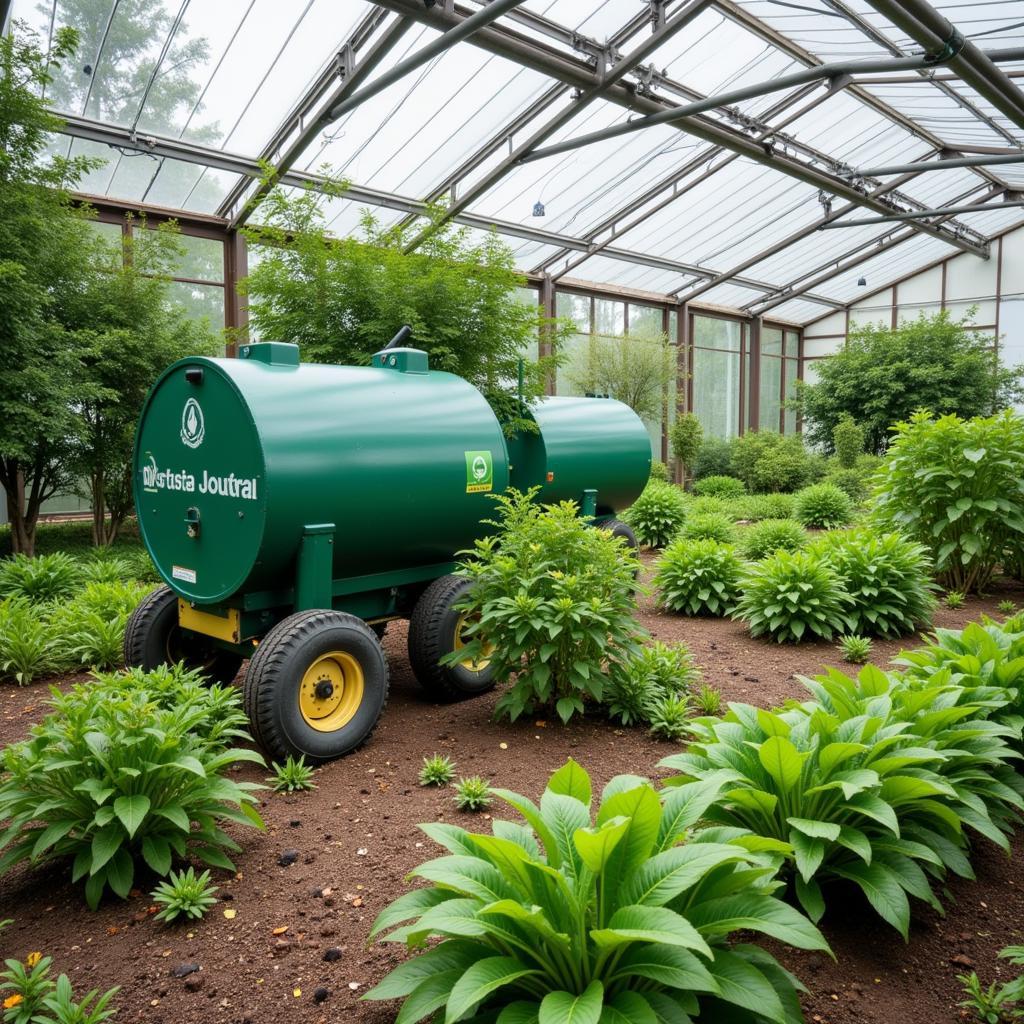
[581,489,598,520]
[296,523,335,611]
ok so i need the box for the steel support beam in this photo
[851,153,1024,177]
[822,199,1024,228]
[863,0,1024,133]
[54,112,845,307]
[368,0,988,258]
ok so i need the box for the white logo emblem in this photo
[472,455,488,481]
[180,398,205,449]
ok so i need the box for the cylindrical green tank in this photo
[134,343,511,604]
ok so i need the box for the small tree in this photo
[669,412,703,485]
[796,309,1023,455]
[832,415,864,469]
[242,182,561,434]
[569,329,675,423]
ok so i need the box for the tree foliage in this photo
[796,310,1023,455]
[242,182,561,435]
[669,412,702,484]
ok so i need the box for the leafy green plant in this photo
[669,412,703,483]
[124,550,160,583]
[810,528,936,637]
[946,590,966,610]
[680,512,735,544]
[833,415,865,469]
[837,634,873,664]
[419,754,457,787]
[647,693,692,741]
[269,755,316,793]
[742,493,796,521]
[730,433,814,494]
[150,867,219,924]
[687,495,733,519]
[823,467,871,504]
[364,759,828,1023]
[739,519,807,561]
[653,538,745,616]
[999,600,1017,616]
[693,683,722,716]
[872,410,1024,592]
[958,947,1024,1024]
[794,483,853,529]
[734,549,852,643]
[649,460,669,482]
[448,489,643,724]
[662,663,1023,937]
[622,480,686,548]
[0,680,265,908]
[0,597,58,685]
[692,435,733,481]
[0,553,80,604]
[1,951,118,1024]
[77,557,134,586]
[31,974,118,1024]
[452,776,491,812]
[605,641,699,726]
[693,475,746,499]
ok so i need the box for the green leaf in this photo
[789,830,826,884]
[707,948,787,1024]
[591,905,712,958]
[364,941,484,1001]
[613,943,718,994]
[623,843,746,908]
[547,758,592,807]
[795,875,825,923]
[153,803,191,833]
[393,970,462,1024]
[141,835,172,876]
[787,817,841,841]
[831,861,910,938]
[499,1003,541,1024]
[757,736,804,792]
[539,981,604,1024]
[113,794,151,838]
[105,847,134,899]
[445,956,541,1024]
[574,818,629,874]
[89,824,124,875]
[685,894,829,951]
[599,992,658,1024]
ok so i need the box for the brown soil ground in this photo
[1,563,1023,1024]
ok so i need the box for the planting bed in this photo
[1,561,1023,1024]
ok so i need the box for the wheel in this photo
[243,609,389,764]
[124,585,243,685]
[408,574,496,701]
[598,518,638,551]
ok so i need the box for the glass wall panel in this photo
[513,286,540,362]
[554,334,591,397]
[594,298,624,337]
[87,221,124,243]
[166,233,225,283]
[693,316,741,351]
[784,358,799,434]
[759,356,783,432]
[762,326,783,356]
[556,292,591,332]
[692,346,741,439]
[169,281,226,330]
[629,303,663,336]
[784,330,800,359]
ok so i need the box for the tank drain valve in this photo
[185,506,201,539]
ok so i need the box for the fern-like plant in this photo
[0,597,58,684]
[622,480,687,548]
[734,549,852,643]
[364,760,828,1023]
[653,538,745,616]
[837,634,873,663]
[946,590,966,609]
[647,693,692,741]
[693,683,722,715]
[0,553,80,603]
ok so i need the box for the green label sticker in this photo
[465,450,493,493]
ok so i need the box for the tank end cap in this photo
[371,347,429,374]
[239,341,300,367]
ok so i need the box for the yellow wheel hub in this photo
[452,611,494,673]
[299,651,365,732]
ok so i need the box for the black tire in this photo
[243,609,388,764]
[599,518,638,551]
[123,585,243,685]
[408,574,496,701]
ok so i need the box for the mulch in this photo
[1,561,1022,1023]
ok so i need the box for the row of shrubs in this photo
[364,611,1024,1022]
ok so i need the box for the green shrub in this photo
[730,433,814,493]
[654,538,745,616]
[649,459,669,482]
[0,553,80,604]
[946,590,966,610]
[680,511,735,544]
[47,582,149,672]
[693,683,722,715]
[693,474,746,499]
[734,549,852,642]
[647,693,692,741]
[622,479,687,548]
[449,489,643,723]
[823,467,870,504]
[124,549,161,583]
[269,755,316,793]
[452,776,491,811]
[669,412,703,479]
[873,410,1024,593]
[152,867,219,924]
[686,495,732,519]
[692,436,733,480]
[419,753,457,786]
[78,556,135,586]
[739,519,807,560]
[0,675,265,908]
[742,493,796,521]
[833,415,865,469]
[838,634,873,663]
[0,597,59,685]
[810,529,936,638]
[364,760,827,1023]
[794,482,854,529]
[605,641,699,726]
[663,663,1024,936]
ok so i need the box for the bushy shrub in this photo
[692,436,734,480]
[0,553,80,603]
[0,597,58,685]
[734,549,852,642]
[649,459,669,482]
[0,953,118,1023]
[833,415,865,468]
[669,412,703,480]
[823,467,870,504]
[795,482,854,529]
[0,673,264,907]
[686,495,732,519]
[647,693,692,741]
[739,518,807,560]
[48,581,149,671]
[125,549,161,583]
[78,556,135,585]
[605,641,699,726]
[450,489,643,723]
[873,410,1024,593]
[665,663,1024,936]
[622,479,687,548]
[680,511,735,544]
[653,538,745,616]
[365,760,827,1023]
[693,474,746,499]
[742,492,797,521]
[731,432,814,493]
[810,529,936,637]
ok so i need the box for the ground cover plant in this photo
[449,488,643,724]
[269,755,316,793]
[151,867,219,924]
[958,945,1024,1023]
[837,634,873,664]
[419,754,457,787]
[0,671,265,908]
[680,511,735,544]
[452,776,491,811]
[622,479,687,548]
[604,641,699,727]
[653,538,745,616]
[693,474,746,499]
[365,759,828,1023]
[873,410,1024,593]
[740,493,797,522]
